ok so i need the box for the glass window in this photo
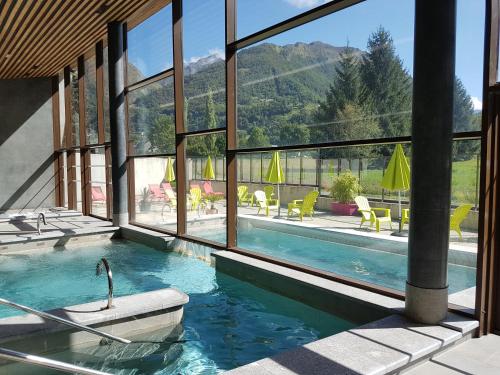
[285,151,301,185]
[449,138,480,311]
[237,0,333,39]
[58,72,66,149]
[214,156,226,181]
[127,5,173,84]
[131,156,177,232]
[71,150,82,212]
[84,56,98,145]
[301,150,318,185]
[183,0,226,131]
[61,151,69,208]
[127,77,175,155]
[103,45,111,142]
[250,153,262,183]
[186,132,226,244]
[451,139,480,208]
[238,146,395,287]
[89,147,108,218]
[234,139,478,309]
[236,0,415,149]
[70,67,80,146]
[454,0,484,131]
[239,156,251,182]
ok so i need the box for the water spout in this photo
[96,258,113,310]
[36,213,46,235]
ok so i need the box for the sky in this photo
[127,0,485,110]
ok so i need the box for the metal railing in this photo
[96,258,114,310]
[0,347,111,375]
[0,298,131,344]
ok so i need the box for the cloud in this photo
[471,96,482,111]
[187,48,225,64]
[284,0,330,9]
[208,48,225,60]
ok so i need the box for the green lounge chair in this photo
[189,187,203,211]
[162,186,177,216]
[263,185,279,207]
[450,204,473,240]
[254,190,278,216]
[237,186,252,206]
[354,196,392,232]
[287,191,319,221]
[400,205,472,240]
[401,208,410,228]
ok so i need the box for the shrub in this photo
[330,171,362,204]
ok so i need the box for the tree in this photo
[186,89,224,157]
[315,44,379,143]
[336,103,379,154]
[274,123,310,146]
[204,88,220,155]
[184,97,189,127]
[147,115,175,154]
[360,27,412,141]
[246,126,270,148]
[453,78,480,160]
[317,45,362,123]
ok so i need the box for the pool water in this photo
[222,226,475,294]
[0,240,355,374]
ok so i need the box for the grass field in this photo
[356,158,479,205]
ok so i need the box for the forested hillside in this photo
[126,27,480,159]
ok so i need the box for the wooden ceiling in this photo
[0,0,170,79]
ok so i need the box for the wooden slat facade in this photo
[0,0,170,79]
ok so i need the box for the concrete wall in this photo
[0,78,55,211]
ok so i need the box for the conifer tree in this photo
[205,88,218,155]
[453,78,479,160]
[318,45,362,121]
[360,27,412,140]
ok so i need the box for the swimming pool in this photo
[206,225,476,294]
[0,240,356,374]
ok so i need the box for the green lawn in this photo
[359,158,479,205]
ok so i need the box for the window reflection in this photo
[131,156,177,232]
[84,56,98,145]
[186,133,227,244]
[183,0,226,132]
[70,67,80,146]
[127,5,173,84]
[127,77,175,155]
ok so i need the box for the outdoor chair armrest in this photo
[371,207,391,215]
[291,199,303,205]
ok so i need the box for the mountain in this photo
[179,41,359,131]
[127,63,146,85]
[127,41,360,136]
[184,54,224,76]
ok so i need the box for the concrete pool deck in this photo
[225,314,478,375]
[0,213,118,251]
[405,334,500,375]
